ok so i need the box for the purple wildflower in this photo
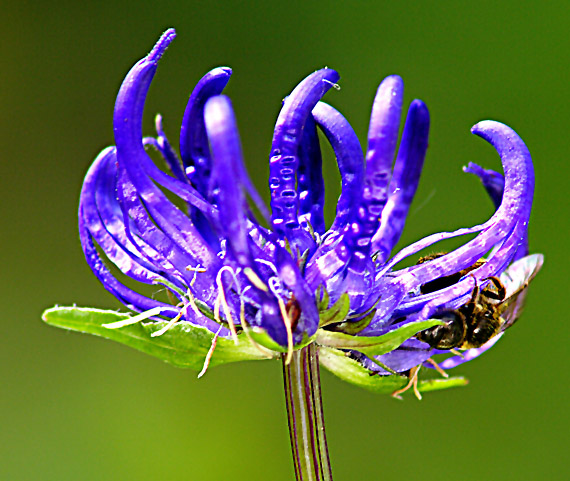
[79,29,542,386]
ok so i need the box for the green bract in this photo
[42,307,272,370]
[43,306,466,395]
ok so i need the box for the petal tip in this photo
[320,67,341,84]
[148,28,177,63]
[410,98,428,112]
[370,75,404,119]
[210,66,233,78]
[470,120,505,137]
[379,74,404,93]
[408,99,430,123]
[471,121,530,160]
[384,74,403,83]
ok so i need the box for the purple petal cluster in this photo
[80,29,540,375]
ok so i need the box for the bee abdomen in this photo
[417,311,466,350]
[464,317,502,348]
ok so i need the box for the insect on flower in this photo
[416,253,543,350]
[43,28,543,399]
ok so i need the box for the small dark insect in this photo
[415,252,543,350]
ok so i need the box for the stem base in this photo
[282,344,333,481]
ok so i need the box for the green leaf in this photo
[414,376,469,394]
[42,306,276,370]
[319,346,468,395]
[319,293,350,327]
[316,319,444,357]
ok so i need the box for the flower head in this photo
[75,29,542,393]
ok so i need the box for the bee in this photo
[415,253,543,350]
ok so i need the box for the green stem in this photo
[282,344,333,481]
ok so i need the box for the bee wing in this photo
[499,254,544,330]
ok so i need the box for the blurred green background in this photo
[1,1,567,480]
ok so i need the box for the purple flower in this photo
[79,29,542,388]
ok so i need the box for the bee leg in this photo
[391,365,422,400]
[482,276,506,301]
[425,357,449,378]
[463,279,480,317]
[449,349,464,358]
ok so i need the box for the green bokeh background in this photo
[2,1,567,480]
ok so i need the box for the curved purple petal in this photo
[180,67,232,193]
[81,147,173,287]
[115,166,206,289]
[372,99,430,261]
[269,68,340,250]
[79,143,180,315]
[178,67,234,247]
[312,101,364,235]
[342,76,404,256]
[466,121,534,275]
[363,76,404,209]
[112,30,221,294]
[390,121,534,298]
[204,95,254,268]
[297,115,325,234]
[464,162,532,261]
